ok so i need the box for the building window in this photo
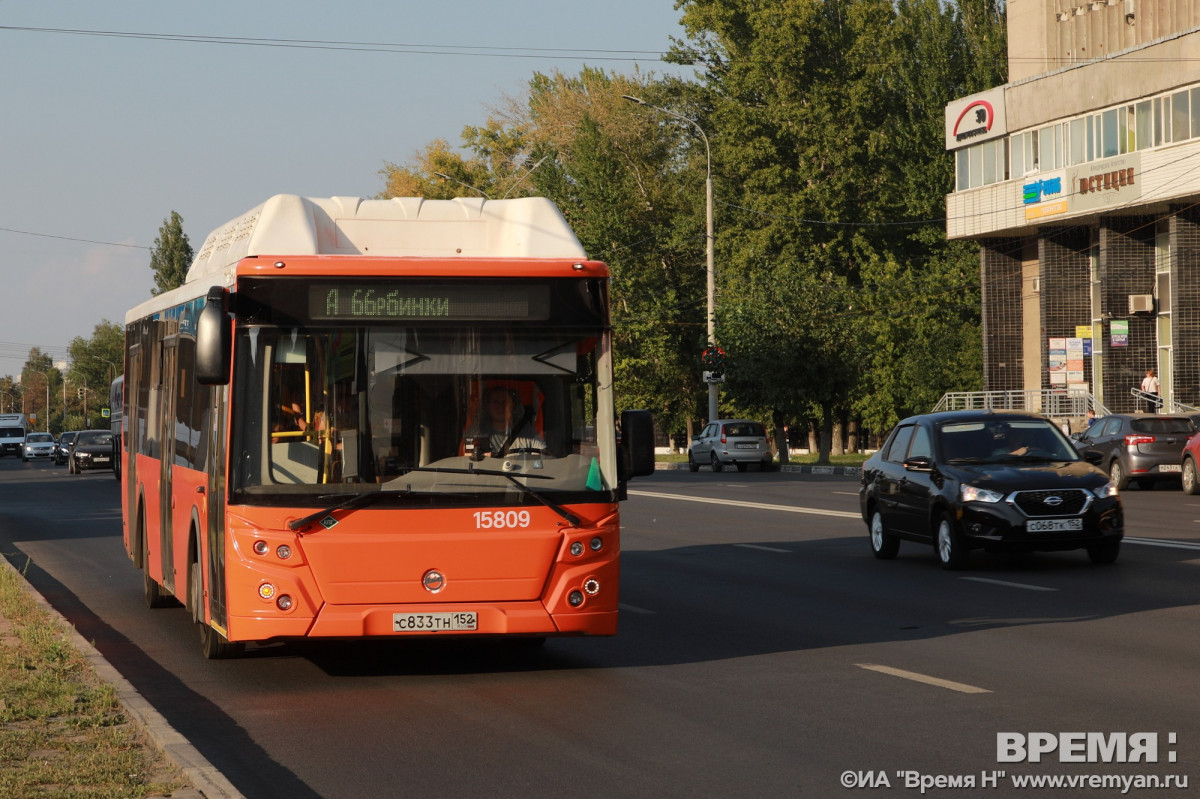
[1068,118,1086,165]
[1172,90,1190,142]
[1135,101,1152,151]
[1101,109,1119,158]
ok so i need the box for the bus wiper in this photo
[289,489,398,532]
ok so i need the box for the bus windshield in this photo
[229,325,613,505]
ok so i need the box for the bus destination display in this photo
[310,284,549,322]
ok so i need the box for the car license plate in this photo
[393,612,477,632]
[1159,464,1181,472]
[1027,518,1083,533]
[735,443,757,449]
[95,456,110,463]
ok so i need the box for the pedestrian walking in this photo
[1141,368,1161,411]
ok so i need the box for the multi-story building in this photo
[946,0,1200,413]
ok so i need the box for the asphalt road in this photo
[4,459,1200,797]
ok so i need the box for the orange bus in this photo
[121,195,655,658]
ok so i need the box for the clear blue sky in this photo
[0,1,693,372]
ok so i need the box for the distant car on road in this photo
[860,410,1123,569]
[1071,413,1196,490]
[68,430,115,474]
[688,419,775,472]
[22,432,56,462]
[54,431,78,465]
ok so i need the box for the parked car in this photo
[1178,431,1200,495]
[859,410,1123,569]
[688,419,775,472]
[21,432,56,462]
[53,431,78,465]
[1071,413,1196,490]
[68,429,115,474]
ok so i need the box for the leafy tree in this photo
[68,320,124,416]
[20,349,61,432]
[149,211,193,296]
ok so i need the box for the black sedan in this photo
[68,429,115,474]
[859,410,1123,569]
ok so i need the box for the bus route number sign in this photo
[310,284,549,321]
[393,611,478,632]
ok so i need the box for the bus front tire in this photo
[190,560,243,660]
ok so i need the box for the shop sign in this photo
[1068,154,1142,213]
[944,87,1007,149]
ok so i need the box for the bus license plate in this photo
[393,612,477,632]
[1027,518,1082,533]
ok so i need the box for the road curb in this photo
[1,556,244,799]
[655,461,862,477]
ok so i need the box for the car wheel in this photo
[935,512,969,570]
[687,451,699,473]
[1109,459,1129,490]
[1087,538,1121,565]
[869,510,900,559]
[1184,458,1200,495]
[710,452,723,473]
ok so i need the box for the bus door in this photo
[124,343,143,559]
[205,383,229,630]
[158,336,177,594]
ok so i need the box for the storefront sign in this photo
[944,87,1007,149]
[1068,154,1142,213]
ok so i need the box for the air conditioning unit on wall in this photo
[1129,294,1154,314]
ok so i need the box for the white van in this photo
[0,413,28,457]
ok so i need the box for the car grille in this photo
[1010,489,1091,517]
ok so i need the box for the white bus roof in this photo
[188,195,588,284]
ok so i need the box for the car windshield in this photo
[76,432,113,447]
[938,419,1079,463]
[27,433,52,443]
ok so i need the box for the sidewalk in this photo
[0,556,244,799]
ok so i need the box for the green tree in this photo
[68,320,124,424]
[149,211,193,296]
[20,349,61,433]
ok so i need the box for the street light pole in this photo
[622,94,719,422]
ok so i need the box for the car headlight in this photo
[1093,481,1119,498]
[960,484,1005,503]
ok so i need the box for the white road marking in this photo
[628,489,859,518]
[1125,536,1200,551]
[734,543,791,553]
[961,577,1056,592]
[856,664,991,694]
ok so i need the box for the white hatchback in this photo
[688,419,775,472]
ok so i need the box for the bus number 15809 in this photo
[474,510,532,529]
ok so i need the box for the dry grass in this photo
[0,560,189,798]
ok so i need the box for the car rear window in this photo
[1131,418,1195,435]
[723,422,764,437]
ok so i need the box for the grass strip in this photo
[0,558,188,798]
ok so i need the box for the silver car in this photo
[688,419,774,472]
[22,432,56,462]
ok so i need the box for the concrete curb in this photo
[655,461,862,477]
[1,556,244,799]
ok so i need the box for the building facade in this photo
[945,0,1200,413]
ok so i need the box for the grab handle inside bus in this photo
[197,286,232,385]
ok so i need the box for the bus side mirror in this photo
[196,286,232,385]
[620,409,656,480]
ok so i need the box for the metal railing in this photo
[933,389,1106,417]
[1129,387,1200,415]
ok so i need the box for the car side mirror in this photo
[903,455,933,472]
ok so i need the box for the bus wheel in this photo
[142,517,172,609]
[190,560,243,660]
